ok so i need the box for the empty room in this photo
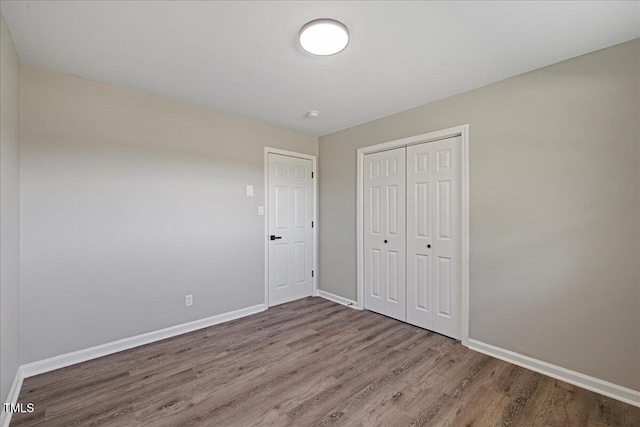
[1,1,639,426]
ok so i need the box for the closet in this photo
[363,136,462,339]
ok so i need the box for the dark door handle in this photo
[427,244,431,248]
[384,240,388,244]
[270,235,282,240]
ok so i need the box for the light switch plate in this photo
[246,185,254,197]
[258,206,264,216]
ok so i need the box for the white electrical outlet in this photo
[258,206,264,216]
[185,294,193,307]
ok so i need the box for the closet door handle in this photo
[270,235,282,240]
[426,244,431,248]
[384,240,388,244]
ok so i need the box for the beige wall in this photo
[318,39,640,390]
[20,65,317,364]
[0,14,21,404]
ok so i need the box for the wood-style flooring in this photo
[11,297,640,426]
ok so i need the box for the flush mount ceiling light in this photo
[299,19,349,56]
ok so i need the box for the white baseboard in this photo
[468,339,640,408]
[1,367,24,427]
[21,303,267,378]
[318,290,358,309]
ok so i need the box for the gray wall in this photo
[20,65,317,364]
[318,39,640,391]
[1,14,21,404]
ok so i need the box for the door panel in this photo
[370,186,381,235]
[268,153,313,306]
[407,142,434,330]
[407,136,461,338]
[436,256,452,317]
[364,148,406,321]
[437,180,452,239]
[364,152,385,314]
[415,254,429,310]
[431,137,460,337]
[275,243,288,288]
[371,249,381,297]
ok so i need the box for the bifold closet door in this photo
[363,148,406,321]
[406,136,461,339]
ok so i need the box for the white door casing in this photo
[267,153,314,306]
[407,136,461,339]
[363,147,406,321]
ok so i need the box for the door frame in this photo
[356,124,470,346]
[264,147,318,307]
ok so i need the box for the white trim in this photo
[264,147,318,307]
[1,367,24,427]
[356,125,470,345]
[318,290,358,309]
[20,303,266,378]
[469,339,640,408]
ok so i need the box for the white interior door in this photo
[364,147,406,321]
[268,153,314,306]
[407,136,461,339]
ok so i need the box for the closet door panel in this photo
[431,137,461,338]
[364,151,386,315]
[407,143,434,329]
[407,137,461,339]
[382,148,406,321]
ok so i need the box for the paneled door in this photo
[406,136,461,339]
[268,153,314,306]
[364,148,406,321]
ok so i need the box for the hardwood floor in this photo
[11,297,640,426]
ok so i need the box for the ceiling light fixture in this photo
[299,19,349,56]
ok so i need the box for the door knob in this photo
[270,235,282,240]
[384,240,388,244]
[426,244,431,248]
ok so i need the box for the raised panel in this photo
[275,185,288,229]
[370,186,381,235]
[387,185,398,236]
[275,162,288,177]
[387,158,398,176]
[371,249,381,297]
[294,165,307,180]
[437,181,451,239]
[436,257,452,317]
[415,182,428,239]
[387,251,398,302]
[415,153,428,173]
[275,244,288,288]
[370,161,380,178]
[294,187,306,228]
[294,242,306,284]
[437,149,451,170]
[415,255,428,310]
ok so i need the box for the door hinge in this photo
[312,270,314,278]
[311,171,314,179]
[312,221,314,228]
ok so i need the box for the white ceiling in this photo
[2,1,639,136]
